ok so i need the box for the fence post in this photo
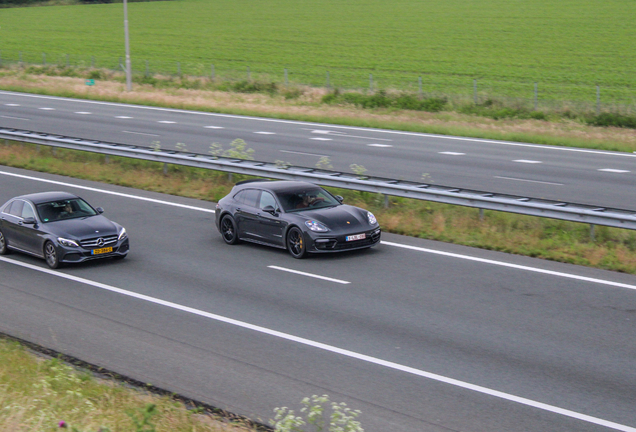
[247,66,251,81]
[326,71,330,89]
[119,57,123,71]
[91,56,95,68]
[177,62,181,76]
[369,73,373,93]
[145,60,149,77]
[19,51,23,67]
[211,64,215,80]
[418,76,422,99]
[534,82,538,110]
[284,68,288,86]
[66,54,69,68]
[43,53,46,66]
[596,85,600,115]
[473,79,477,104]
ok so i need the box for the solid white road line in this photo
[0,171,214,213]
[268,265,351,284]
[382,241,636,292]
[0,255,633,432]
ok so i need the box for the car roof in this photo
[235,180,321,193]
[13,191,80,204]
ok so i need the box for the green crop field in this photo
[1,0,635,104]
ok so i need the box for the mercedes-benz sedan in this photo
[0,191,129,268]
[215,180,381,258]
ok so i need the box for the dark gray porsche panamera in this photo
[0,191,129,269]
[215,180,381,258]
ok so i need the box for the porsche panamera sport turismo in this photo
[215,180,381,258]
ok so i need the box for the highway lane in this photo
[0,166,635,432]
[1,90,635,210]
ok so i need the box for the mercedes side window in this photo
[21,202,35,220]
[8,200,24,218]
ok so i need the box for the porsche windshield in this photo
[36,198,98,223]
[276,188,340,212]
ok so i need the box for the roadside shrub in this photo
[585,112,636,129]
[323,89,447,112]
[231,80,278,95]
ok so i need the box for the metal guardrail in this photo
[1,127,636,231]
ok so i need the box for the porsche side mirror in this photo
[335,195,344,203]
[96,207,104,214]
[262,205,278,215]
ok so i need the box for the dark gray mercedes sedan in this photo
[0,191,129,268]
[215,180,381,258]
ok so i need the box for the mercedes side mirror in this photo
[96,207,104,214]
[22,217,36,225]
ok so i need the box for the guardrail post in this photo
[590,224,595,241]
[163,163,168,175]
[384,194,389,208]
[479,208,484,221]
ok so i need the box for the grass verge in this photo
[0,335,260,432]
[2,141,636,274]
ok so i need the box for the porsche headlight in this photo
[304,220,329,232]
[118,227,128,241]
[57,237,79,248]
[367,211,377,225]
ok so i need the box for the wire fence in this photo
[2,49,635,115]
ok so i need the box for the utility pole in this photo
[123,0,132,91]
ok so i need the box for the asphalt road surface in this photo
[0,166,635,432]
[1,90,635,211]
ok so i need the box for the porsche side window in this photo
[259,192,277,210]
[242,189,260,207]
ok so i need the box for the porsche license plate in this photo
[346,233,366,242]
[92,247,113,255]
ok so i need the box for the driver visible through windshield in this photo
[36,198,98,223]
[276,188,340,212]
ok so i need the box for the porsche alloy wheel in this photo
[287,227,307,259]
[220,215,239,245]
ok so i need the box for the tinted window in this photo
[276,187,340,212]
[21,203,35,219]
[36,198,98,223]
[236,189,260,207]
[259,192,277,210]
[7,200,24,217]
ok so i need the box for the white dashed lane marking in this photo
[254,131,276,135]
[116,116,133,119]
[513,160,543,164]
[599,169,630,173]
[368,144,393,148]
[204,126,224,129]
[439,151,465,155]
[268,266,351,284]
[158,120,176,124]
[310,137,332,141]
[39,107,55,110]
[75,112,92,115]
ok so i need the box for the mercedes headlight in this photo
[57,237,79,248]
[118,227,128,241]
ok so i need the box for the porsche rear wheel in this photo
[220,215,239,245]
[287,227,307,259]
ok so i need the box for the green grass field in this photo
[1,0,635,104]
